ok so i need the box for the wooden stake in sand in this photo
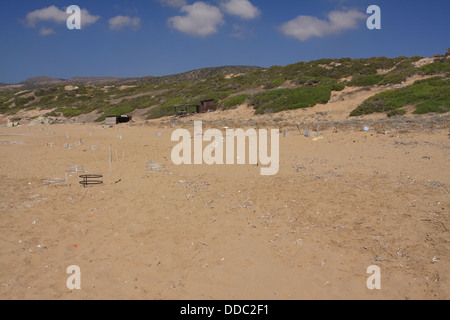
[109,144,112,176]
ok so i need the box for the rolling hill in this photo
[0,54,448,123]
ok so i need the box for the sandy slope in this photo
[0,117,448,300]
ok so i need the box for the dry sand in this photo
[0,107,449,300]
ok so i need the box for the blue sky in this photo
[0,0,448,83]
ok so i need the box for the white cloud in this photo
[109,16,141,31]
[221,0,260,20]
[79,8,101,26]
[25,5,100,29]
[158,0,187,8]
[40,27,56,36]
[279,9,366,41]
[230,24,245,39]
[230,24,254,39]
[168,2,224,37]
[26,6,67,27]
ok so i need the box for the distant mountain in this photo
[142,66,262,84]
[18,76,127,89]
[66,77,129,85]
[3,65,262,90]
[18,76,65,88]
[21,76,65,85]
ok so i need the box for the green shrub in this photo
[76,86,89,94]
[35,89,49,97]
[264,77,286,89]
[251,84,334,114]
[387,109,407,117]
[35,87,60,97]
[348,74,384,86]
[55,107,84,118]
[220,94,249,110]
[14,96,36,107]
[44,110,61,117]
[351,77,450,116]
[160,97,189,108]
[329,82,346,91]
[39,95,54,104]
[420,62,450,75]
[292,76,316,85]
[410,56,424,62]
[414,99,450,114]
[380,73,407,85]
[146,105,177,119]
[395,60,414,70]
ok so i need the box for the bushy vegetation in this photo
[348,74,384,86]
[54,107,85,118]
[351,77,450,116]
[219,94,250,110]
[14,96,36,107]
[379,73,406,85]
[251,82,343,114]
[0,55,448,120]
[387,108,407,117]
[264,77,286,89]
[146,105,179,119]
[419,61,450,75]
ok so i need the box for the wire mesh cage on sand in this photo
[42,177,66,186]
[66,165,86,173]
[0,139,24,145]
[147,161,165,172]
[308,131,324,141]
[79,174,103,188]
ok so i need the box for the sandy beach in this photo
[0,106,448,300]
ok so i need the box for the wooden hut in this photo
[105,115,132,125]
[197,100,216,113]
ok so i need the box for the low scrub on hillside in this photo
[348,74,385,86]
[219,94,250,110]
[351,77,450,116]
[1,55,448,120]
[251,82,344,115]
